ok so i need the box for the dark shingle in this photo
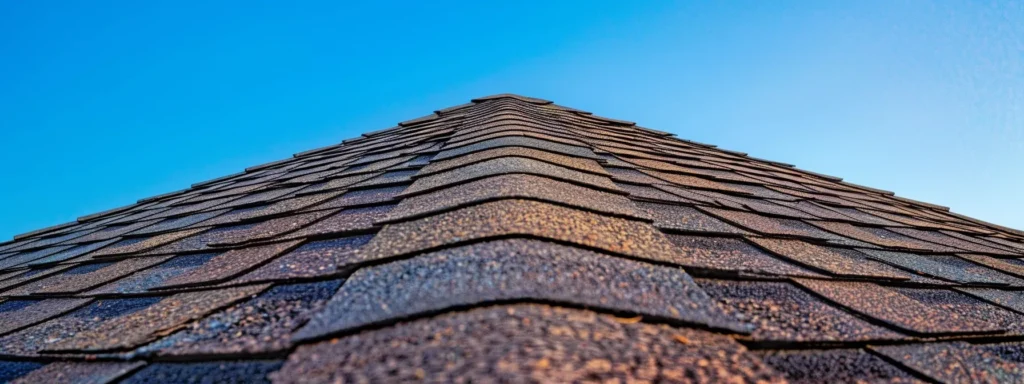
[313,186,407,209]
[757,349,923,383]
[158,241,301,288]
[229,235,372,284]
[119,361,282,384]
[43,285,268,352]
[0,298,161,356]
[87,254,218,295]
[9,361,145,384]
[0,298,91,336]
[25,238,121,266]
[140,281,341,356]
[91,228,207,257]
[0,361,45,383]
[9,256,171,295]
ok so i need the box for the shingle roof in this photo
[1,94,1023,383]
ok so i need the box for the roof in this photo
[1,94,1024,383]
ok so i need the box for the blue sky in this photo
[1,1,1021,238]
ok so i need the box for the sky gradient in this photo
[1,1,1021,239]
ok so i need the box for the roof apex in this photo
[470,93,553,105]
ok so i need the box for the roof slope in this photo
[2,94,1024,383]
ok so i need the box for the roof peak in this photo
[469,93,553,105]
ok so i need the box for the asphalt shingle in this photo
[5,95,1024,381]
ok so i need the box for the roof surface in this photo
[1,94,1024,383]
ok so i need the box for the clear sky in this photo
[1,1,1021,239]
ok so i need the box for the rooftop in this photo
[1,94,1023,383]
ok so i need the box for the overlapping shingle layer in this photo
[1,93,1023,383]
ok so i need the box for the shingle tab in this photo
[793,279,1006,335]
[230,235,371,284]
[748,238,910,280]
[757,349,923,384]
[296,239,743,341]
[357,199,679,264]
[404,157,620,196]
[44,285,268,352]
[11,256,171,295]
[635,202,747,234]
[0,298,92,336]
[872,342,1024,383]
[421,146,607,176]
[436,135,601,161]
[158,241,301,288]
[859,248,1022,285]
[390,174,641,222]
[91,228,207,257]
[0,298,161,356]
[667,235,823,277]
[140,281,341,356]
[205,210,337,246]
[87,254,217,295]
[279,304,781,383]
[282,205,393,239]
[119,361,282,384]
[698,279,902,342]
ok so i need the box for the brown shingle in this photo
[635,202,746,234]
[667,235,822,278]
[389,174,642,222]
[697,279,902,342]
[403,157,620,196]
[423,146,610,176]
[748,238,910,280]
[356,199,679,265]
[279,304,782,383]
[296,239,744,342]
